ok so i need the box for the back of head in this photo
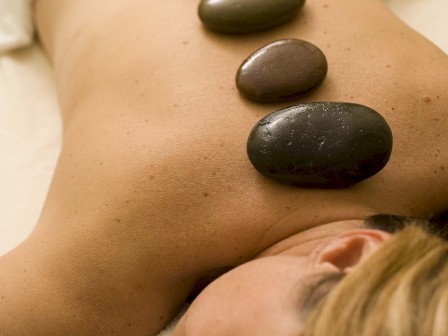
[303,225,448,336]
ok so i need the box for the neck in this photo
[256,219,369,258]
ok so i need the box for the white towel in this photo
[0,0,34,55]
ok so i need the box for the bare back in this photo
[34,0,448,262]
[0,0,446,335]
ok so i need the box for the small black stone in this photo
[236,39,328,103]
[198,0,305,34]
[247,103,393,188]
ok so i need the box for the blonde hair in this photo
[303,225,448,336]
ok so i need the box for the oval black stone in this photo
[198,0,305,34]
[236,39,328,103]
[247,103,393,188]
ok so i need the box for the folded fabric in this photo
[157,304,190,336]
[0,0,34,55]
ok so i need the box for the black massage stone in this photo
[247,103,393,188]
[198,0,305,34]
[236,39,328,103]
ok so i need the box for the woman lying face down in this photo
[1,0,447,335]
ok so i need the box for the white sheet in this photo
[0,1,446,335]
[0,0,34,54]
[0,43,60,255]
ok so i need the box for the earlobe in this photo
[312,230,391,273]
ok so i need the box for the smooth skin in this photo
[0,0,447,335]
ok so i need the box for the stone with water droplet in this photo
[198,0,306,34]
[236,39,328,103]
[247,102,393,188]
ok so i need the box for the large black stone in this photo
[198,0,306,34]
[247,103,393,188]
[236,39,328,103]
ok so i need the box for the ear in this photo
[311,230,391,273]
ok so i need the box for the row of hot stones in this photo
[198,0,393,188]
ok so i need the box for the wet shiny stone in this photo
[247,103,393,188]
[198,0,305,34]
[236,39,328,103]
